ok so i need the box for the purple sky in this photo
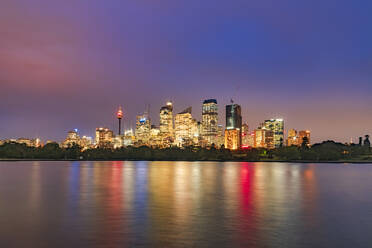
[1,0,371,143]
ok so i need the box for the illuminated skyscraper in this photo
[124,129,135,146]
[159,101,174,145]
[216,125,225,148]
[95,128,113,148]
[254,128,274,149]
[225,102,242,150]
[135,114,151,145]
[226,103,242,130]
[286,129,299,146]
[202,99,218,146]
[174,107,198,147]
[150,125,162,147]
[62,130,80,148]
[262,119,284,148]
[224,129,241,150]
[80,136,93,150]
[241,123,249,147]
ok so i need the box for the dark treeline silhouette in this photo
[0,140,371,162]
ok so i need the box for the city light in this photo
[0,99,316,150]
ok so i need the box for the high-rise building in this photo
[241,123,249,147]
[135,114,151,146]
[225,103,242,150]
[224,129,241,150]
[174,107,198,147]
[226,103,242,130]
[254,128,274,149]
[95,128,113,148]
[62,130,80,148]
[80,136,93,150]
[202,99,218,146]
[150,125,162,147]
[247,131,255,148]
[262,119,284,148]
[216,125,225,148]
[298,130,311,146]
[124,129,135,146]
[159,101,174,139]
[286,129,299,146]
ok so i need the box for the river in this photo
[0,161,371,247]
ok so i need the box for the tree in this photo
[364,135,370,147]
[301,137,309,148]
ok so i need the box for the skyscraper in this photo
[135,114,151,145]
[225,102,242,150]
[241,123,249,147]
[95,128,113,148]
[174,107,198,147]
[254,128,274,149]
[226,103,242,131]
[286,128,299,146]
[202,99,218,146]
[62,130,80,148]
[159,101,174,145]
[216,125,225,148]
[262,119,284,148]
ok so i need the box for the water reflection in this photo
[1,161,372,247]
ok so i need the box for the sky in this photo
[1,0,371,143]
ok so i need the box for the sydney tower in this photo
[117,106,123,135]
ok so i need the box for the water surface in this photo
[0,161,372,247]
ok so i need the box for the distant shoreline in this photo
[1,159,371,164]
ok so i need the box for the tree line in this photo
[0,139,371,162]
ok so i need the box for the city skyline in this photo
[0,97,369,144]
[1,0,372,143]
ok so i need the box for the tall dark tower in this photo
[225,102,242,150]
[117,106,123,135]
[225,103,242,131]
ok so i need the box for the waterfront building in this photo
[80,136,93,150]
[150,125,162,147]
[286,129,311,147]
[225,102,242,150]
[135,114,151,146]
[224,129,241,150]
[124,129,135,146]
[202,99,218,146]
[241,123,249,147]
[95,128,113,148]
[286,129,299,146]
[262,119,284,148]
[159,101,174,146]
[254,128,274,149]
[247,131,255,148]
[226,103,242,130]
[16,138,42,147]
[174,107,198,147]
[216,125,225,148]
[62,130,80,148]
[113,136,124,149]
